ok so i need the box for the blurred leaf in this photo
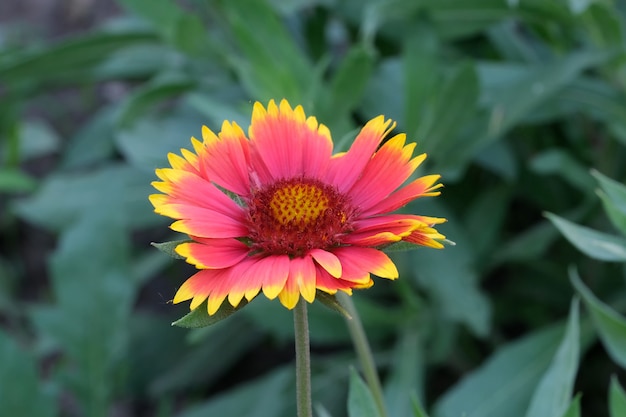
[151,239,191,260]
[0,30,156,86]
[524,299,580,417]
[324,44,376,120]
[433,325,563,417]
[570,268,626,368]
[530,149,595,193]
[485,50,612,139]
[411,396,430,417]
[152,315,260,395]
[176,367,292,417]
[61,106,117,169]
[546,212,626,261]
[348,369,382,417]
[117,73,196,127]
[569,0,592,14]
[610,377,626,417]
[221,0,314,102]
[114,109,206,170]
[118,0,215,56]
[315,405,334,417]
[592,170,626,236]
[408,201,491,336]
[417,63,479,157]
[0,168,36,193]
[559,394,581,417]
[580,4,624,48]
[316,291,352,319]
[30,209,134,417]
[0,330,57,417]
[13,165,156,232]
[464,185,511,259]
[172,300,248,328]
[402,26,439,138]
[13,120,60,161]
[385,327,424,417]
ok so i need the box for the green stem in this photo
[337,293,389,417]
[294,300,313,417]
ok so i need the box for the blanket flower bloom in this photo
[150,100,445,315]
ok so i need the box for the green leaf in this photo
[545,212,626,261]
[530,149,595,193]
[385,329,424,417]
[417,62,479,157]
[0,30,156,87]
[570,268,626,368]
[315,291,352,319]
[176,367,292,417]
[559,394,581,417]
[592,170,626,236]
[12,165,156,232]
[151,239,191,260]
[0,330,58,417]
[30,208,135,416]
[220,0,314,102]
[411,396,430,417]
[610,377,626,417]
[433,325,563,417]
[172,299,248,328]
[326,45,376,118]
[117,74,196,127]
[0,168,37,193]
[118,0,215,56]
[524,299,580,417]
[348,369,382,417]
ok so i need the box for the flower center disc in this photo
[247,178,353,256]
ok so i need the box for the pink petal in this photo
[334,247,398,280]
[325,115,394,192]
[362,175,442,216]
[200,122,251,196]
[347,135,424,212]
[176,238,250,269]
[249,100,333,184]
[309,248,342,278]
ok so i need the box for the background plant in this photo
[2,0,626,416]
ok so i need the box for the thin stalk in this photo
[294,300,313,417]
[337,293,389,417]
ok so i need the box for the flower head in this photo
[150,100,445,314]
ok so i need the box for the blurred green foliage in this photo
[2,0,626,416]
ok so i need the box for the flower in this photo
[150,99,445,315]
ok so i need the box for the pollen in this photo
[247,178,354,256]
[269,183,330,225]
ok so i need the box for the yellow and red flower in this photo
[150,100,445,314]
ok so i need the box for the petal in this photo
[343,214,424,246]
[173,269,227,311]
[249,99,333,183]
[200,122,251,196]
[278,272,300,310]
[175,238,250,269]
[334,247,399,280]
[314,263,355,295]
[362,175,443,216]
[169,209,248,238]
[150,169,244,217]
[326,115,395,192]
[309,248,342,278]
[227,255,290,304]
[261,255,291,299]
[347,135,424,211]
[404,225,447,249]
[289,255,317,303]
